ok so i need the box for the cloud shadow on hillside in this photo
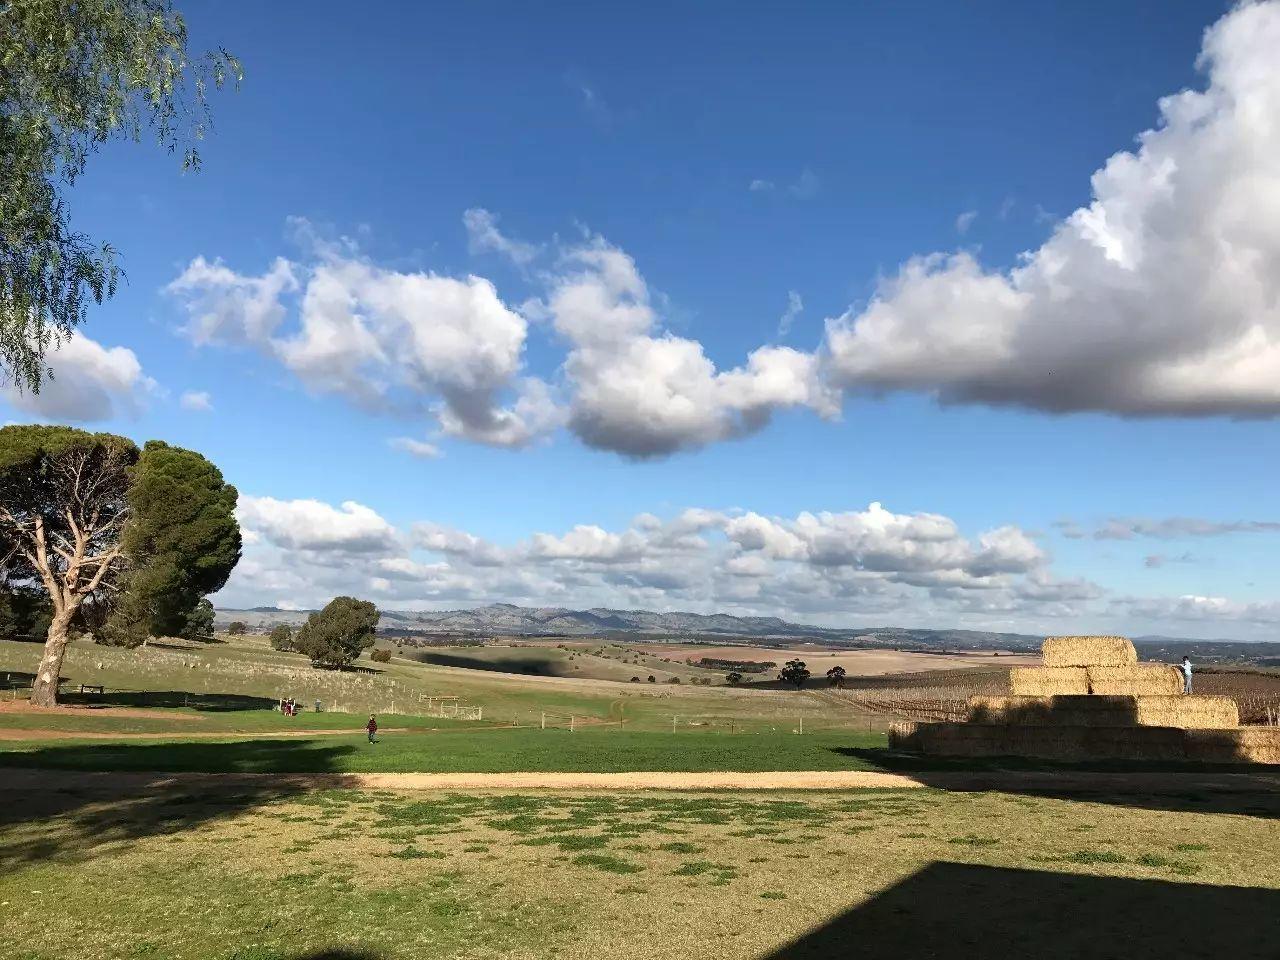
[764,861,1280,960]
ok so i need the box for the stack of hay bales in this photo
[891,635,1278,764]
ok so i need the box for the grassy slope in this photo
[4,786,1279,960]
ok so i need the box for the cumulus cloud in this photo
[170,230,558,449]
[822,1,1280,418]
[236,496,399,554]
[547,238,838,457]
[3,333,154,421]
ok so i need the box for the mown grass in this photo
[3,786,1278,960]
[0,728,889,773]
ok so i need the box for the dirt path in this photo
[2,767,1276,794]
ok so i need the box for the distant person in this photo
[366,714,378,743]
[1179,656,1193,694]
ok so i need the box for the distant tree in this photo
[269,623,293,651]
[647,675,656,683]
[0,426,138,705]
[293,596,379,668]
[370,647,392,663]
[180,598,216,643]
[2,0,240,392]
[630,676,640,683]
[725,671,743,686]
[226,621,247,635]
[780,659,810,689]
[826,665,846,689]
[0,583,52,641]
[667,676,681,684]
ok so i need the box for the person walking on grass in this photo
[1180,656,1193,695]
[366,714,378,744]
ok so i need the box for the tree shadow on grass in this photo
[0,739,356,865]
[60,689,279,711]
[765,861,1280,959]
[833,747,1280,819]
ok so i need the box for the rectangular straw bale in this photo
[893,721,1189,761]
[967,695,1138,727]
[1087,664,1183,696]
[1133,695,1239,729]
[1042,635,1137,668]
[1009,666,1089,696]
[1184,728,1280,765]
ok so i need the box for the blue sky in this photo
[10,0,1280,639]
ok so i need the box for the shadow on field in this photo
[406,651,554,676]
[289,952,383,960]
[62,689,278,711]
[0,740,353,865]
[765,861,1280,960]
[836,747,1280,819]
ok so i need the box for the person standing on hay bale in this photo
[1179,657,1193,694]
[366,714,378,744]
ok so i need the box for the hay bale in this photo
[1184,728,1280,765]
[968,695,1139,727]
[1042,635,1137,668]
[1087,664,1183,696]
[1009,666,1089,696]
[892,721,1189,761]
[1133,695,1239,729]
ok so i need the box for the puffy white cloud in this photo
[168,256,297,345]
[549,239,838,457]
[170,235,558,449]
[823,1,1280,418]
[4,333,154,421]
[236,496,399,554]
[180,390,213,412]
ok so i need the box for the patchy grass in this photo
[3,785,1279,959]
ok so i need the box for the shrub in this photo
[227,621,248,635]
[269,624,294,652]
[293,596,379,667]
[647,675,656,683]
[370,647,392,663]
[726,672,744,686]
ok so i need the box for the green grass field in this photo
[4,783,1279,960]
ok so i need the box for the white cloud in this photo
[4,333,154,421]
[180,390,213,412]
[170,228,559,449]
[749,179,775,192]
[463,208,539,266]
[548,238,838,457]
[777,290,803,338]
[389,437,442,459]
[824,1,1280,418]
[788,168,820,199]
[955,210,977,234]
[1093,516,1280,539]
[236,496,399,554]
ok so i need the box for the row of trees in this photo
[0,425,241,705]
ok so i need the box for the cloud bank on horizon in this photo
[223,492,1280,636]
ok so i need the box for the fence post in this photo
[798,715,803,735]
[570,715,576,733]
[541,712,546,730]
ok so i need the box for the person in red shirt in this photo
[366,715,378,743]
